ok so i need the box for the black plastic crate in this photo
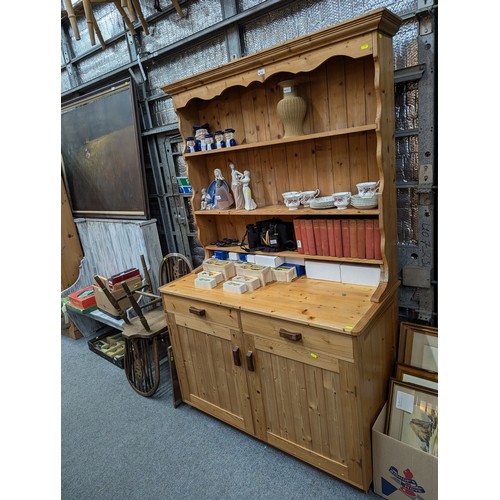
[88,328,125,369]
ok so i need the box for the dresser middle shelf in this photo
[194,205,380,216]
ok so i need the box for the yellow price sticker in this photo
[310,353,318,359]
[360,43,369,50]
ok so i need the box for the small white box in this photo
[223,281,248,294]
[197,270,223,284]
[231,275,261,291]
[194,277,217,289]
[228,252,240,260]
[340,264,381,286]
[272,265,297,282]
[254,255,285,268]
[245,254,256,263]
[203,259,236,280]
[237,264,273,287]
[284,256,305,266]
[305,261,341,282]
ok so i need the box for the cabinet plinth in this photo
[160,8,402,492]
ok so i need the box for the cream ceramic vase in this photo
[277,80,306,138]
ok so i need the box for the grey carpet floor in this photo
[61,334,381,499]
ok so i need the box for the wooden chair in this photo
[119,253,193,397]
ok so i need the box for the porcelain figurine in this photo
[201,133,216,151]
[193,123,209,142]
[224,128,236,147]
[213,168,234,209]
[230,162,245,210]
[200,187,212,210]
[214,130,226,149]
[185,136,199,153]
[241,169,257,211]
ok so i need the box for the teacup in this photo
[356,181,380,198]
[299,189,320,207]
[282,191,302,210]
[332,191,351,210]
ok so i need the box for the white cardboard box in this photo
[372,402,438,500]
[340,264,381,286]
[254,254,285,268]
[304,260,341,282]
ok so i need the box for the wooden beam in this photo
[112,0,136,35]
[92,12,106,49]
[82,0,96,45]
[171,1,184,18]
[64,0,81,39]
[130,0,149,34]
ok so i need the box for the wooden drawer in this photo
[241,311,354,363]
[163,295,240,340]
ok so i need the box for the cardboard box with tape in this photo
[93,274,143,317]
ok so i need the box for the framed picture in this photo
[61,79,149,220]
[397,322,438,372]
[385,378,438,457]
[395,363,438,391]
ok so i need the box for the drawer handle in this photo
[246,351,255,371]
[189,306,206,316]
[279,328,302,342]
[232,346,241,366]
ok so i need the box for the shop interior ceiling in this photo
[61,0,437,325]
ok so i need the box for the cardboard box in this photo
[372,403,438,499]
[254,254,284,268]
[340,263,381,286]
[68,285,97,309]
[93,275,142,317]
[304,261,341,282]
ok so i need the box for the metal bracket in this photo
[402,266,432,288]
[418,11,433,36]
[417,164,433,193]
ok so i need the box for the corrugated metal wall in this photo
[61,0,437,325]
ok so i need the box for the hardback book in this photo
[110,268,141,286]
[357,219,366,259]
[303,218,316,255]
[326,219,336,257]
[341,220,350,257]
[365,219,374,259]
[349,219,358,258]
[334,219,343,258]
[315,219,329,256]
[374,220,381,260]
[293,219,304,254]
[313,219,323,256]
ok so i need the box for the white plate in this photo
[309,196,335,209]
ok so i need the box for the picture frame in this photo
[395,363,438,391]
[397,322,438,373]
[385,378,438,457]
[61,79,149,220]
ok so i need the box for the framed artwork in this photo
[395,363,438,391]
[397,322,438,372]
[61,79,149,220]
[385,378,438,457]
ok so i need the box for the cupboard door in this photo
[260,351,349,479]
[168,311,254,435]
